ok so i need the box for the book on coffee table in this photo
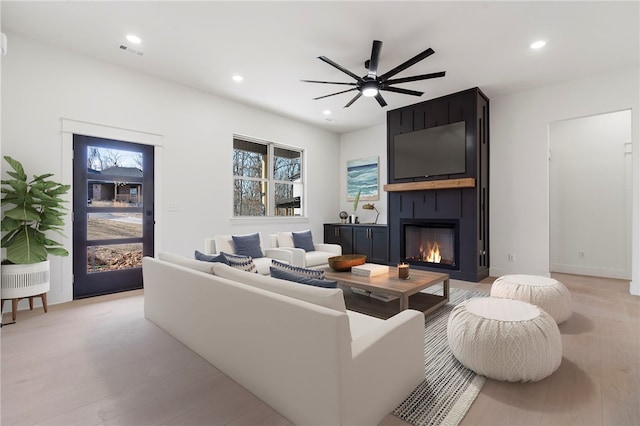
[370,292,399,302]
[351,263,390,277]
[351,287,371,297]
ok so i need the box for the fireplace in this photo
[401,220,459,271]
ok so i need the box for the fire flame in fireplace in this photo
[419,242,442,263]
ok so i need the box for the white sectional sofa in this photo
[143,253,425,426]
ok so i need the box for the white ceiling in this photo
[2,1,638,134]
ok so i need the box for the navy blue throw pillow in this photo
[195,250,229,264]
[232,233,264,259]
[270,267,338,289]
[292,230,315,252]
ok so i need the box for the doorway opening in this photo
[549,109,632,280]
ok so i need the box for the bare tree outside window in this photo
[233,137,303,217]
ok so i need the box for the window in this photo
[233,136,303,217]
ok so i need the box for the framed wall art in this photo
[347,156,379,201]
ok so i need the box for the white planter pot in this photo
[1,260,50,299]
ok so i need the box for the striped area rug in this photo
[393,287,488,426]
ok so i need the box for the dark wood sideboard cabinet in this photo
[324,224,388,265]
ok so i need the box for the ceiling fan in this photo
[302,40,446,108]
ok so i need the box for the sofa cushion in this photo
[223,253,258,274]
[232,232,264,259]
[292,230,315,252]
[194,250,229,264]
[270,267,337,289]
[304,251,335,268]
[158,252,216,274]
[214,235,235,254]
[271,259,325,279]
[276,232,295,248]
[212,263,346,313]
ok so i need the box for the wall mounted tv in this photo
[393,121,466,180]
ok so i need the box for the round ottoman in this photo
[491,274,572,324]
[447,297,562,382]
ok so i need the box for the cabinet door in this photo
[340,226,354,254]
[369,227,389,264]
[353,227,370,259]
[323,224,340,245]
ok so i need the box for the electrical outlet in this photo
[508,253,516,262]
[579,251,586,259]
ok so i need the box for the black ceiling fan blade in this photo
[313,87,357,100]
[385,71,446,85]
[380,86,424,97]
[301,79,357,86]
[375,93,388,107]
[318,56,362,81]
[344,92,362,108]
[378,47,435,81]
[368,40,383,76]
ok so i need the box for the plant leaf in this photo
[3,156,27,181]
[4,205,41,222]
[6,226,49,264]
[1,216,21,232]
[46,247,69,257]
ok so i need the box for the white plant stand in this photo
[1,260,50,321]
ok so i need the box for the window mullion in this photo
[268,144,274,216]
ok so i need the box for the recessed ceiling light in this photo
[126,34,141,44]
[530,40,546,49]
[323,110,331,115]
[232,75,244,82]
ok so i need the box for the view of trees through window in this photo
[233,137,303,217]
[88,147,143,171]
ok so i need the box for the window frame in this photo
[232,134,306,219]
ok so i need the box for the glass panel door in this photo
[73,135,154,298]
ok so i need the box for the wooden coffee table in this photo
[322,266,450,319]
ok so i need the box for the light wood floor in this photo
[1,273,638,426]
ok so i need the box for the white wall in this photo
[339,123,388,224]
[1,33,340,306]
[491,65,639,295]
[549,110,632,279]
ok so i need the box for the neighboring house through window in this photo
[233,135,303,217]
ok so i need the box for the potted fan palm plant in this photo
[1,156,70,317]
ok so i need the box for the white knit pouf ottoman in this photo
[491,274,572,324]
[447,297,562,382]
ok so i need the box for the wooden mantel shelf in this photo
[383,178,476,192]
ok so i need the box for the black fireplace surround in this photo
[401,219,459,271]
[386,87,489,282]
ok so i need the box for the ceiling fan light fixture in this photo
[361,81,378,97]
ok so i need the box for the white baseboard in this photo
[550,263,630,280]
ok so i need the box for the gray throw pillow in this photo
[271,259,325,279]
[292,230,315,252]
[194,250,229,264]
[232,233,264,259]
[270,267,337,289]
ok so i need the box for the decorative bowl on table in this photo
[328,254,367,272]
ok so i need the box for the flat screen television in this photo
[393,121,466,179]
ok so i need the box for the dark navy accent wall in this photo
[387,87,490,282]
